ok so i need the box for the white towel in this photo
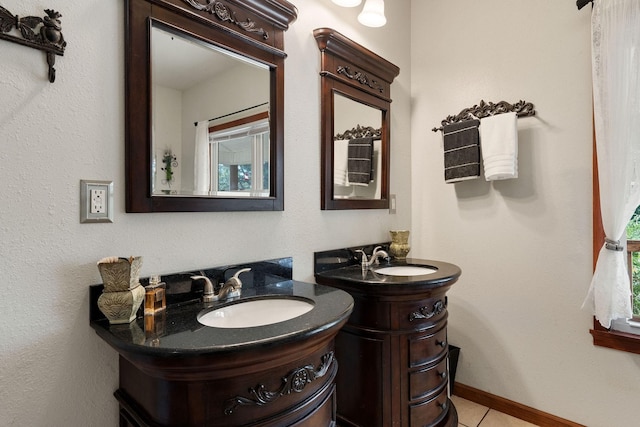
[333,140,349,186]
[479,112,518,181]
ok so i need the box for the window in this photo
[626,208,640,322]
[208,112,270,196]
[591,150,640,354]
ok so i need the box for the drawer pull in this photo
[436,340,447,348]
[439,401,448,411]
[438,371,447,379]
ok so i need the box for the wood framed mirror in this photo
[125,0,296,212]
[314,28,399,210]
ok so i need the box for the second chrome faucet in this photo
[356,246,390,271]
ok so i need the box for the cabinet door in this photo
[335,329,390,427]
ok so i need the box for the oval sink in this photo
[374,266,438,276]
[198,298,314,328]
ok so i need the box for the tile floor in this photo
[452,395,539,427]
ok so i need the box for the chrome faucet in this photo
[356,246,390,270]
[191,268,251,302]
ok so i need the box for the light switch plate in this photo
[389,194,397,214]
[80,180,114,223]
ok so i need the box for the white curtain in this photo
[584,0,640,328]
[193,120,210,195]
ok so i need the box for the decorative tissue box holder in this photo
[96,256,145,324]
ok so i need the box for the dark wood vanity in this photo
[115,325,341,427]
[315,249,461,427]
[90,259,354,427]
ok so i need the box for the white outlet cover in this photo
[80,180,114,223]
[90,189,106,214]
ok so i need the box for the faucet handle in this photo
[227,267,251,288]
[191,275,217,302]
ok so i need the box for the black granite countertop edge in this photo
[90,279,354,357]
[90,307,352,357]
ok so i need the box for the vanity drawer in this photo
[409,388,449,427]
[392,297,448,330]
[408,326,448,368]
[409,357,448,400]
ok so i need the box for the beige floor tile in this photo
[479,410,539,427]
[451,395,489,427]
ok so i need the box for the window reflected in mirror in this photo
[333,93,383,200]
[151,24,270,198]
[207,111,270,196]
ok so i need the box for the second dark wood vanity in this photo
[315,246,461,427]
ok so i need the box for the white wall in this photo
[411,1,640,426]
[153,85,182,192]
[0,0,411,425]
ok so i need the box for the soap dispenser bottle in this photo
[144,275,166,314]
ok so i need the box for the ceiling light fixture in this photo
[332,0,362,7]
[357,0,386,28]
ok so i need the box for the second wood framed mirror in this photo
[314,28,399,210]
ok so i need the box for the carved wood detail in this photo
[337,65,384,93]
[182,0,269,39]
[409,298,447,322]
[224,352,335,415]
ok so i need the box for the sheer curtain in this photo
[584,0,640,328]
[193,120,210,195]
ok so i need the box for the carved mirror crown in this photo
[125,0,297,212]
[314,28,400,210]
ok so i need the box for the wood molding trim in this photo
[453,383,585,427]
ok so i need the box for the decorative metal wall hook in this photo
[0,6,67,83]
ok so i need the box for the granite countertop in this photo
[315,258,461,286]
[90,258,354,357]
[314,245,461,295]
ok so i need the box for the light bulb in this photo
[357,0,386,27]
[332,0,362,7]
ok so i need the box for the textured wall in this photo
[0,0,411,425]
[411,1,640,426]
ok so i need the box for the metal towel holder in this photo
[432,100,536,133]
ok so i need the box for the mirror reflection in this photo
[151,24,270,197]
[333,93,383,200]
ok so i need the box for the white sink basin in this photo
[374,266,437,276]
[198,298,314,328]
